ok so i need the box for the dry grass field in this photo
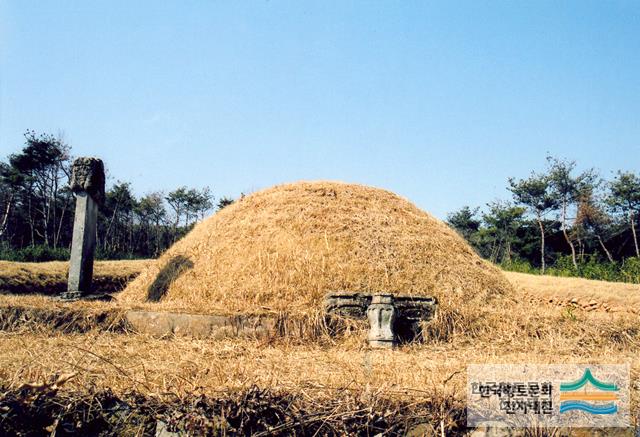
[1,184,638,434]
[505,271,640,314]
[0,259,151,295]
[0,260,639,434]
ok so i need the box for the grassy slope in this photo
[505,271,640,313]
[2,259,638,313]
[0,260,151,295]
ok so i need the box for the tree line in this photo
[2,131,639,282]
[447,156,640,282]
[0,131,234,261]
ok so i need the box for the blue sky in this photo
[1,1,638,218]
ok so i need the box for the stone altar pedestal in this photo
[324,291,437,349]
[62,157,105,300]
[367,294,397,349]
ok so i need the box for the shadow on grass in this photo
[147,255,194,302]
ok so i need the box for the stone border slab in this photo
[124,310,276,339]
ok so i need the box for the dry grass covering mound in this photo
[120,182,513,332]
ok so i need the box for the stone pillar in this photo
[63,157,105,300]
[366,294,397,349]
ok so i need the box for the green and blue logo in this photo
[559,368,619,415]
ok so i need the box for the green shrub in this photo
[0,243,148,262]
[620,257,640,283]
[502,254,640,284]
[0,244,70,262]
[95,248,142,260]
[500,259,538,274]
